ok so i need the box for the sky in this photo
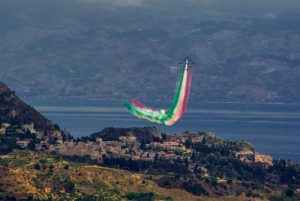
[101,0,300,12]
[82,0,300,20]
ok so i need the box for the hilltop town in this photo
[43,129,273,171]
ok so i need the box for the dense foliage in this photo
[90,127,162,143]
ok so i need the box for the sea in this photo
[24,98,300,163]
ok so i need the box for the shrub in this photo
[182,182,208,196]
[285,188,294,197]
[126,192,155,201]
[33,163,40,170]
[63,178,75,193]
[63,164,69,170]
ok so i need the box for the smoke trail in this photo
[124,59,192,126]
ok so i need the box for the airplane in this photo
[179,57,194,70]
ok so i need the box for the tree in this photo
[154,152,159,163]
[285,188,294,197]
[63,178,75,193]
[33,163,40,170]
[141,141,146,149]
[182,182,208,196]
[184,139,192,149]
[126,192,155,201]
[161,133,167,141]
[184,158,189,168]
[64,164,69,170]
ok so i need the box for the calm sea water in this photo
[25,98,300,163]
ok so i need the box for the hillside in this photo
[0,82,56,133]
[46,127,300,200]
[89,127,162,143]
[0,0,300,103]
[0,82,70,148]
[0,151,277,201]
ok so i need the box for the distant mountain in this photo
[0,0,300,103]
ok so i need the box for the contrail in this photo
[124,59,192,126]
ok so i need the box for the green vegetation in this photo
[126,192,155,201]
[1,150,300,201]
[0,151,198,201]
[269,195,300,201]
[182,182,208,196]
[90,127,162,143]
[125,192,173,201]
[0,136,20,154]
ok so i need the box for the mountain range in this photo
[0,0,300,103]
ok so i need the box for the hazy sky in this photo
[83,0,300,19]
[1,0,299,20]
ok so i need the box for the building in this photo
[235,151,255,162]
[1,123,10,128]
[255,153,273,167]
[179,132,204,143]
[22,122,36,133]
[16,140,31,148]
[163,141,180,146]
[166,134,178,142]
[119,135,137,142]
[0,128,5,135]
[96,137,103,143]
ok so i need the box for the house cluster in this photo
[0,122,43,148]
[0,122,42,136]
[235,150,273,168]
[166,132,207,143]
[37,131,274,170]
[45,133,208,163]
